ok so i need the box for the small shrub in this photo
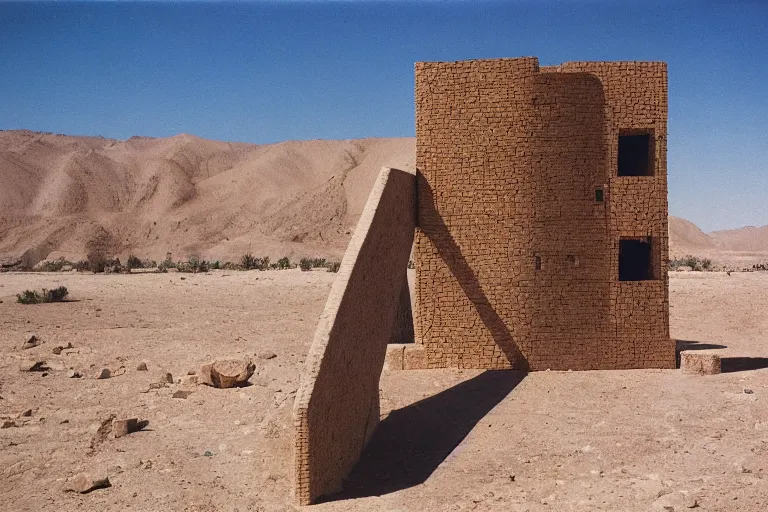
[17,286,69,304]
[211,260,221,270]
[240,253,270,270]
[270,262,278,269]
[176,257,210,273]
[407,259,415,270]
[86,251,108,273]
[105,258,123,274]
[241,253,259,270]
[669,255,714,272]
[73,260,89,272]
[299,258,312,272]
[126,254,143,270]
[158,254,176,273]
[277,257,291,269]
[45,286,69,302]
[311,258,326,268]
[16,290,41,304]
[327,262,341,273]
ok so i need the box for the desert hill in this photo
[668,216,716,257]
[668,215,768,263]
[0,130,415,267]
[1,129,765,268]
[710,224,768,253]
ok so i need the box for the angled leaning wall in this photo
[292,167,416,505]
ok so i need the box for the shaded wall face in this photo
[415,58,673,370]
[555,61,672,368]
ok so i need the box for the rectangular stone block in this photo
[680,351,722,375]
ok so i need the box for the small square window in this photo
[595,188,604,202]
[534,255,542,271]
[566,255,579,267]
[619,238,653,281]
[618,131,654,176]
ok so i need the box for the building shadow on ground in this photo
[321,370,526,502]
[675,339,728,352]
[721,357,768,373]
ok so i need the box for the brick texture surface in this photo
[414,57,674,370]
[292,167,416,505]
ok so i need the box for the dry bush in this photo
[17,286,69,304]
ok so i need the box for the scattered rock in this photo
[2,420,16,429]
[187,369,196,375]
[181,375,198,386]
[96,368,111,379]
[20,360,50,372]
[51,343,74,354]
[64,472,111,493]
[112,418,148,438]
[162,372,174,384]
[89,414,116,451]
[198,364,214,386]
[136,362,148,371]
[19,409,32,418]
[21,334,41,350]
[148,382,167,390]
[172,390,192,399]
[744,389,754,394]
[651,491,700,510]
[67,369,82,378]
[200,359,256,388]
[257,351,277,360]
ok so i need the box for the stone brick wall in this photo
[414,57,674,370]
[292,167,416,505]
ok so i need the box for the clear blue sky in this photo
[1,1,766,231]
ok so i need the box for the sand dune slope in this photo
[0,130,415,266]
[668,216,715,257]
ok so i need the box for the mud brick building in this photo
[414,57,674,370]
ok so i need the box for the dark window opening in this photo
[566,255,579,267]
[534,255,541,271]
[619,238,653,281]
[618,131,654,176]
[595,188,604,202]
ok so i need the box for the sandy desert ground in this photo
[1,269,766,512]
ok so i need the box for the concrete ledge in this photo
[384,344,428,370]
[680,351,721,375]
